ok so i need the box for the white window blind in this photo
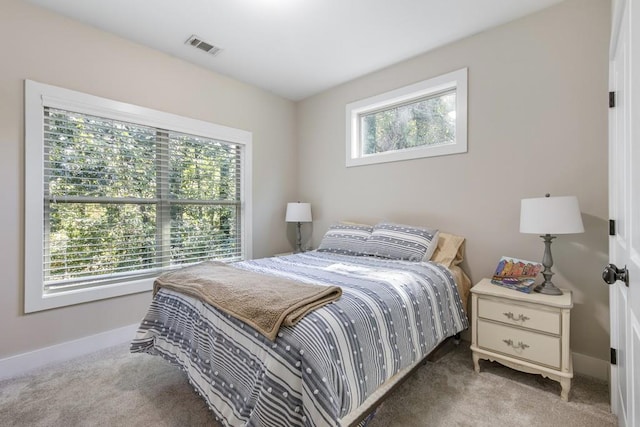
[43,108,243,292]
[25,80,252,312]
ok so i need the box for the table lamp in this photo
[286,202,312,252]
[520,194,584,295]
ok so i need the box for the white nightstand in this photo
[470,278,573,401]
[273,252,293,257]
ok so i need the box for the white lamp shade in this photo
[285,202,312,222]
[520,195,584,234]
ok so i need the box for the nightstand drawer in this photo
[478,297,560,335]
[477,319,561,369]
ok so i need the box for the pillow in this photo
[362,222,439,262]
[430,232,466,268]
[420,229,440,261]
[317,223,373,255]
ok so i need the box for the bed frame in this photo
[342,334,461,427]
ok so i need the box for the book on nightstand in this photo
[490,256,543,293]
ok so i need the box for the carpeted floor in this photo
[0,341,616,426]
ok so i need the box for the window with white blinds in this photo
[25,80,252,312]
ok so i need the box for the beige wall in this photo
[297,0,611,366]
[0,0,297,358]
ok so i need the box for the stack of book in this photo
[491,256,543,293]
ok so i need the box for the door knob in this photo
[602,263,629,286]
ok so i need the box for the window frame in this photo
[25,80,252,313]
[345,68,467,167]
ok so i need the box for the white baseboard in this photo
[0,323,139,381]
[573,351,610,382]
[0,326,610,384]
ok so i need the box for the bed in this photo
[131,224,470,427]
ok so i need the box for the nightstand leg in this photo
[560,378,571,401]
[472,352,480,373]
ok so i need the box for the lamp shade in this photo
[285,202,312,223]
[520,195,584,234]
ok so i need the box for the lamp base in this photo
[534,233,563,296]
[534,281,563,295]
[294,222,302,253]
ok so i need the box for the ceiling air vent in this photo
[185,35,223,56]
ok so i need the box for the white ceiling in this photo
[26,0,564,101]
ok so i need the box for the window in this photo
[25,80,252,312]
[346,68,467,167]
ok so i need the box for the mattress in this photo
[131,251,468,426]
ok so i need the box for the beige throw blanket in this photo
[153,261,342,341]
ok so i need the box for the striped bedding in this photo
[130,251,468,426]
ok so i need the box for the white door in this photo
[608,1,639,426]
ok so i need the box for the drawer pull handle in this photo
[503,312,530,322]
[502,339,530,351]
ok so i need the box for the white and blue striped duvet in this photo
[131,251,468,426]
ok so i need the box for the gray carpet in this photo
[0,341,616,426]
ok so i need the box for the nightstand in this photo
[470,278,573,401]
[273,252,293,257]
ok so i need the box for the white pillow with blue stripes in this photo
[317,223,373,256]
[363,222,439,262]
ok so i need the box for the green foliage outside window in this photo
[360,92,456,155]
[44,109,241,288]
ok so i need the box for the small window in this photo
[25,80,252,312]
[346,68,467,167]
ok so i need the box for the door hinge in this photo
[609,91,616,108]
[609,219,616,236]
[611,348,617,365]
